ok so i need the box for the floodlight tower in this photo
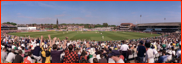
[164,18,166,22]
[140,15,142,24]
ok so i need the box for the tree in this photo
[41,24,43,26]
[60,23,66,25]
[53,25,58,29]
[103,23,108,27]
[108,25,116,27]
[94,24,103,28]
[3,22,17,25]
[32,23,36,26]
[11,23,17,25]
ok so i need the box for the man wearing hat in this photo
[137,41,146,63]
[39,35,54,63]
[108,50,124,63]
[32,43,41,63]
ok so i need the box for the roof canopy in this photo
[137,22,181,26]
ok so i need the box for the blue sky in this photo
[1,1,181,25]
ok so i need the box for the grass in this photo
[8,31,161,41]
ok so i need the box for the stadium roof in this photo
[17,24,27,27]
[120,23,135,26]
[137,22,181,26]
[1,24,16,27]
[121,23,133,25]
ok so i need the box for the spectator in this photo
[32,43,41,63]
[1,48,8,63]
[24,52,33,63]
[49,35,65,63]
[120,40,129,62]
[151,45,158,54]
[99,54,107,63]
[1,31,181,63]
[51,44,65,63]
[137,41,146,63]
[119,54,125,61]
[80,58,88,63]
[176,45,181,63]
[39,35,53,63]
[79,55,88,63]
[40,44,51,63]
[80,50,87,60]
[5,49,16,63]
[93,58,99,63]
[145,42,155,63]
[166,48,172,62]
[172,47,175,57]
[162,43,166,50]
[96,51,101,60]
[158,51,169,63]
[89,54,96,63]
[13,50,23,63]
[63,44,79,63]
[108,50,124,63]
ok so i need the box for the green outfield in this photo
[8,31,160,41]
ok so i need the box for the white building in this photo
[18,27,36,30]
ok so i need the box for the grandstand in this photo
[1,24,17,30]
[118,23,135,30]
[137,22,181,32]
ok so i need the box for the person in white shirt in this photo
[5,49,16,63]
[108,58,115,63]
[166,48,172,61]
[167,43,172,49]
[176,49,181,59]
[67,42,71,47]
[89,54,96,63]
[1,48,8,63]
[151,45,158,55]
[172,47,175,57]
[108,50,124,63]
[157,43,161,51]
[101,43,105,48]
[11,44,16,49]
[31,39,36,45]
[60,52,65,62]
[95,51,101,60]
[120,40,129,61]
[18,46,22,50]
[145,43,155,63]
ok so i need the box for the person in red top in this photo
[63,44,79,63]
[80,50,87,60]
[119,55,124,60]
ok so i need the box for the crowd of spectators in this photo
[1,31,181,63]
